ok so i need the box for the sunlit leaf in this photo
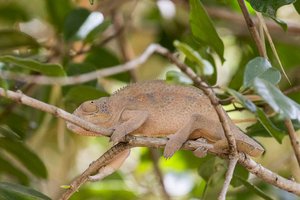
[174,40,214,76]
[84,20,111,43]
[253,78,300,122]
[166,70,192,85]
[0,182,51,200]
[0,139,47,178]
[226,88,257,112]
[243,57,281,88]
[189,0,224,61]
[0,56,66,76]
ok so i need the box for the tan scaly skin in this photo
[67,80,264,180]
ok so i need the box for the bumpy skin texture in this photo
[67,80,264,158]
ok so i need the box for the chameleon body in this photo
[67,80,264,158]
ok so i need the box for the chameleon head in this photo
[67,97,113,136]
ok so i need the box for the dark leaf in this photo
[253,78,300,122]
[0,125,21,141]
[231,164,249,187]
[0,182,51,200]
[189,0,224,61]
[0,30,39,51]
[233,176,274,200]
[63,8,90,41]
[0,56,66,76]
[255,108,285,143]
[0,156,29,184]
[0,3,30,23]
[248,0,295,18]
[294,0,300,14]
[64,85,108,106]
[45,0,72,31]
[0,139,47,179]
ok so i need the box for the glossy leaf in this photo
[0,30,39,51]
[248,0,295,18]
[0,139,47,178]
[0,56,66,76]
[0,182,51,200]
[45,0,72,31]
[189,0,224,61]
[253,78,300,122]
[174,40,214,76]
[64,8,90,41]
[243,57,281,88]
[0,156,29,184]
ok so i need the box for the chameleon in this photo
[67,80,264,179]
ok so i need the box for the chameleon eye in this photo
[81,101,98,113]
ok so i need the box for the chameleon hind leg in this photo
[163,114,221,159]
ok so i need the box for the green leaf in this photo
[0,182,51,200]
[166,70,193,85]
[174,40,214,76]
[231,164,249,187]
[189,0,224,61]
[84,20,111,43]
[254,78,300,122]
[248,0,295,18]
[0,125,21,141]
[233,175,274,200]
[0,156,29,184]
[0,30,39,51]
[226,88,285,142]
[64,85,108,106]
[256,108,285,143]
[226,88,257,112]
[45,0,72,31]
[294,0,300,14]
[64,8,90,41]
[0,3,30,23]
[0,56,66,76]
[0,139,47,179]
[243,57,281,88]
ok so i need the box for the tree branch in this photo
[0,87,300,197]
[285,119,300,166]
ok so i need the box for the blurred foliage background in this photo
[0,0,300,199]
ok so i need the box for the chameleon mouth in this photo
[66,123,102,137]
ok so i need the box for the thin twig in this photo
[1,44,160,85]
[218,157,239,200]
[284,119,300,166]
[284,85,300,95]
[1,87,300,197]
[237,0,267,57]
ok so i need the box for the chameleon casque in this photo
[67,80,264,180]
